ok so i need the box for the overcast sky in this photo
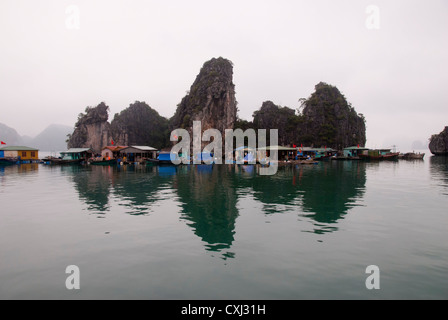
[1,0,447,150]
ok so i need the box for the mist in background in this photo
[1,0,447,151]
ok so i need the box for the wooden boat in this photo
[289,159,318,165]
[360,153,400,161]
[402,152,425,160]
[297,159,319,165]
[0,157,17,165]
[331,156,361,161]
[89,159,117,166]
[45,157,82,165]
[146,158,161,165]
[359,149,400,161]
[151,152,179,165]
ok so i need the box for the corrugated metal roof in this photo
[102,146,128,151]
[0,146,39,151]
[129,146,158,151]
[61,148,92,154]
[344,146,369,150]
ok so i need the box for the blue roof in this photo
[158,153,173,161]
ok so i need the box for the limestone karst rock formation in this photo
[170,57,237,149]
[67,102,111,153]
[429,126,448,155]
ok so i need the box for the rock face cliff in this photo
[429,126,448,155]
[110,101,169,149]
[170,57,237,148]
[299,82,366,149]
[67,102,111,153]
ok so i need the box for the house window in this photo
[31,152,36,158]
[22,151,27,157]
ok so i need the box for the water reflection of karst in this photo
[430,156,448,195]
[248,161,366,234]
[298,161,366,233]
[246,165,300,213]
[69,165,173,215]
[111,165,170,215]
[175,165,239,260]
[67,165,113,214]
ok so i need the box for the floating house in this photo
[120,146,158,163]
[0,146,39,163]
[60,148,94,161]
[101,146,128,160]
[257,145,297,161]
[343,146,369,158]
[298,147,336,159]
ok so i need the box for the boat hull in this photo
[46,158,83,165]
[402,153,425,160]
[360,152,400,161]
[89,159,117,166]
[0,158,16,165]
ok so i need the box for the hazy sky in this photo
[1,0,447,150]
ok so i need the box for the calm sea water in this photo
[0,152,447,300]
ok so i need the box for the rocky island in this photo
[66,57,367,153]
[67,102,111,153]
[429,126,448,155]
[170,57,237,149]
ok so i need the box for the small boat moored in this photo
[0,157,17,165]
[89,159,117,166]
[402,152,425,160]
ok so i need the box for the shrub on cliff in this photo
[110,101,170,150]
[298,82,366,149]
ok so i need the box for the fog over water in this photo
[1,1,447,150]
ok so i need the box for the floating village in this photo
[0,143,426,167]
[1,56,441,168]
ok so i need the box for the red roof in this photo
[102,146,128,151]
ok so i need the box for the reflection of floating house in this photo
[0,146,39,163]
[101,146,128,160]
[194,152,214,164]
[234,146,257,163]
[120,146,158,163]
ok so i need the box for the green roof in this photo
[344,146,369,150]
[61,148,92,154]
[0,146,39,151]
